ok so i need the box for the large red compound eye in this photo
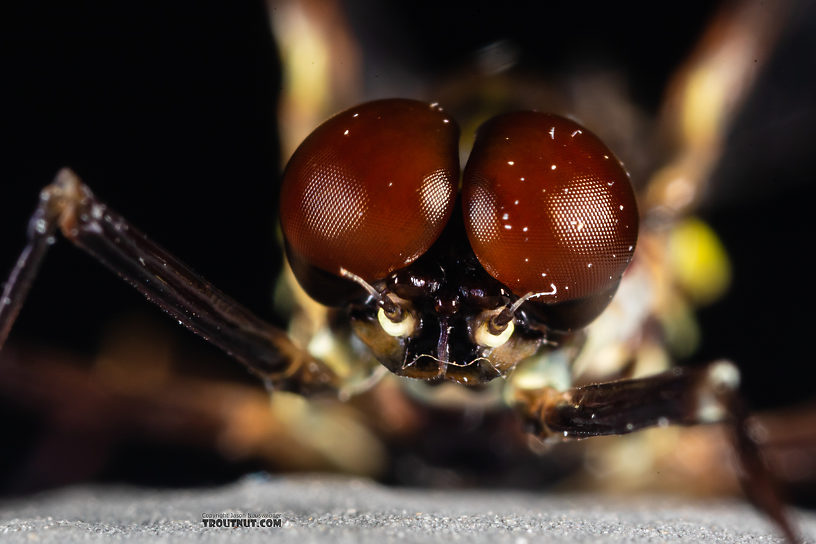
[462,112,638,328]
[281,99,459,288]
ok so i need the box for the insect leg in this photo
[0,169,338,395]
[513,361,800,543]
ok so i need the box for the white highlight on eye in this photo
[419,168,454,224]
[467,183,501,244]
[301,157,369,241]
[549,176,616,255]
[377,307,416,337]
[549,127,555,139]
[474,319,514,348]
[571,130,582,137]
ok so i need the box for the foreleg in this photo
[0,169,336,394]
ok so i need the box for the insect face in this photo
[280,99,638,384]
[346,213,546,385]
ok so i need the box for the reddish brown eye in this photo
[280,99,459,295]
[462,112,638,329]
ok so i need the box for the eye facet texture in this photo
[280,99,459,282]
[462,112,638,304]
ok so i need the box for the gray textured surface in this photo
[0,475,814,543]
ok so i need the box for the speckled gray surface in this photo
[0,475,813,543]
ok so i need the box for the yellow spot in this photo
[668,217,731,305]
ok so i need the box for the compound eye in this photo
[462,113,638,328]
[281,99,459,289]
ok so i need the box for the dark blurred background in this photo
[0,0,814,496]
